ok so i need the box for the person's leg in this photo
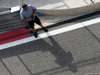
[32,27,38,38]
[32,27,36,33]
[35,16,48,32]
[40,24,44,29]
[33,28,38,38]
[28,20,38,38]
[40,24,48,32]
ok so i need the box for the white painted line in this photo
[0,17,100,50]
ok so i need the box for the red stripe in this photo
[0,28,27,39]
[0,28,30,45]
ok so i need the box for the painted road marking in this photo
[0,28,30,45]
[0,17,100,50]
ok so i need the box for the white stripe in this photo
[0,17,100,50]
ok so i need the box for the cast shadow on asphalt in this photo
[0,30,100,74]
[0,33,77,74]
[44,33,77,73]
[0,31,100,74]
[0,27,100,75]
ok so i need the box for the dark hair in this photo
[22,4,27,8]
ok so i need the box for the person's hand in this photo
[31,16,34,19]
[33,14,35,16]
[23,18,32,21]
[29,18,32,20]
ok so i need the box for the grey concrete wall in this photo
[0,8,10,12]
[0,2,100,16]
[0,11,27,32]
[37,2,100,16]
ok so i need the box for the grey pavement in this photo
[0,17,100,75]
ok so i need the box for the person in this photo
[20,4,48,38]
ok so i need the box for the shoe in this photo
[34,32,38,38]
[42,28,48,32]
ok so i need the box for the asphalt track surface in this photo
[0,12,100,75]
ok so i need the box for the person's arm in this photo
[33,9,37,16]
[23,18,32,21]
[31,5,37,16]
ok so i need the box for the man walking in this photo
[20,4,48,38]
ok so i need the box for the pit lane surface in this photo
[0,15,100,75]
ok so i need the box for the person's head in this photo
[22,4,28,10]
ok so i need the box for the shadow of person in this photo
[0,32,77,73]
[45,33,77,73]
